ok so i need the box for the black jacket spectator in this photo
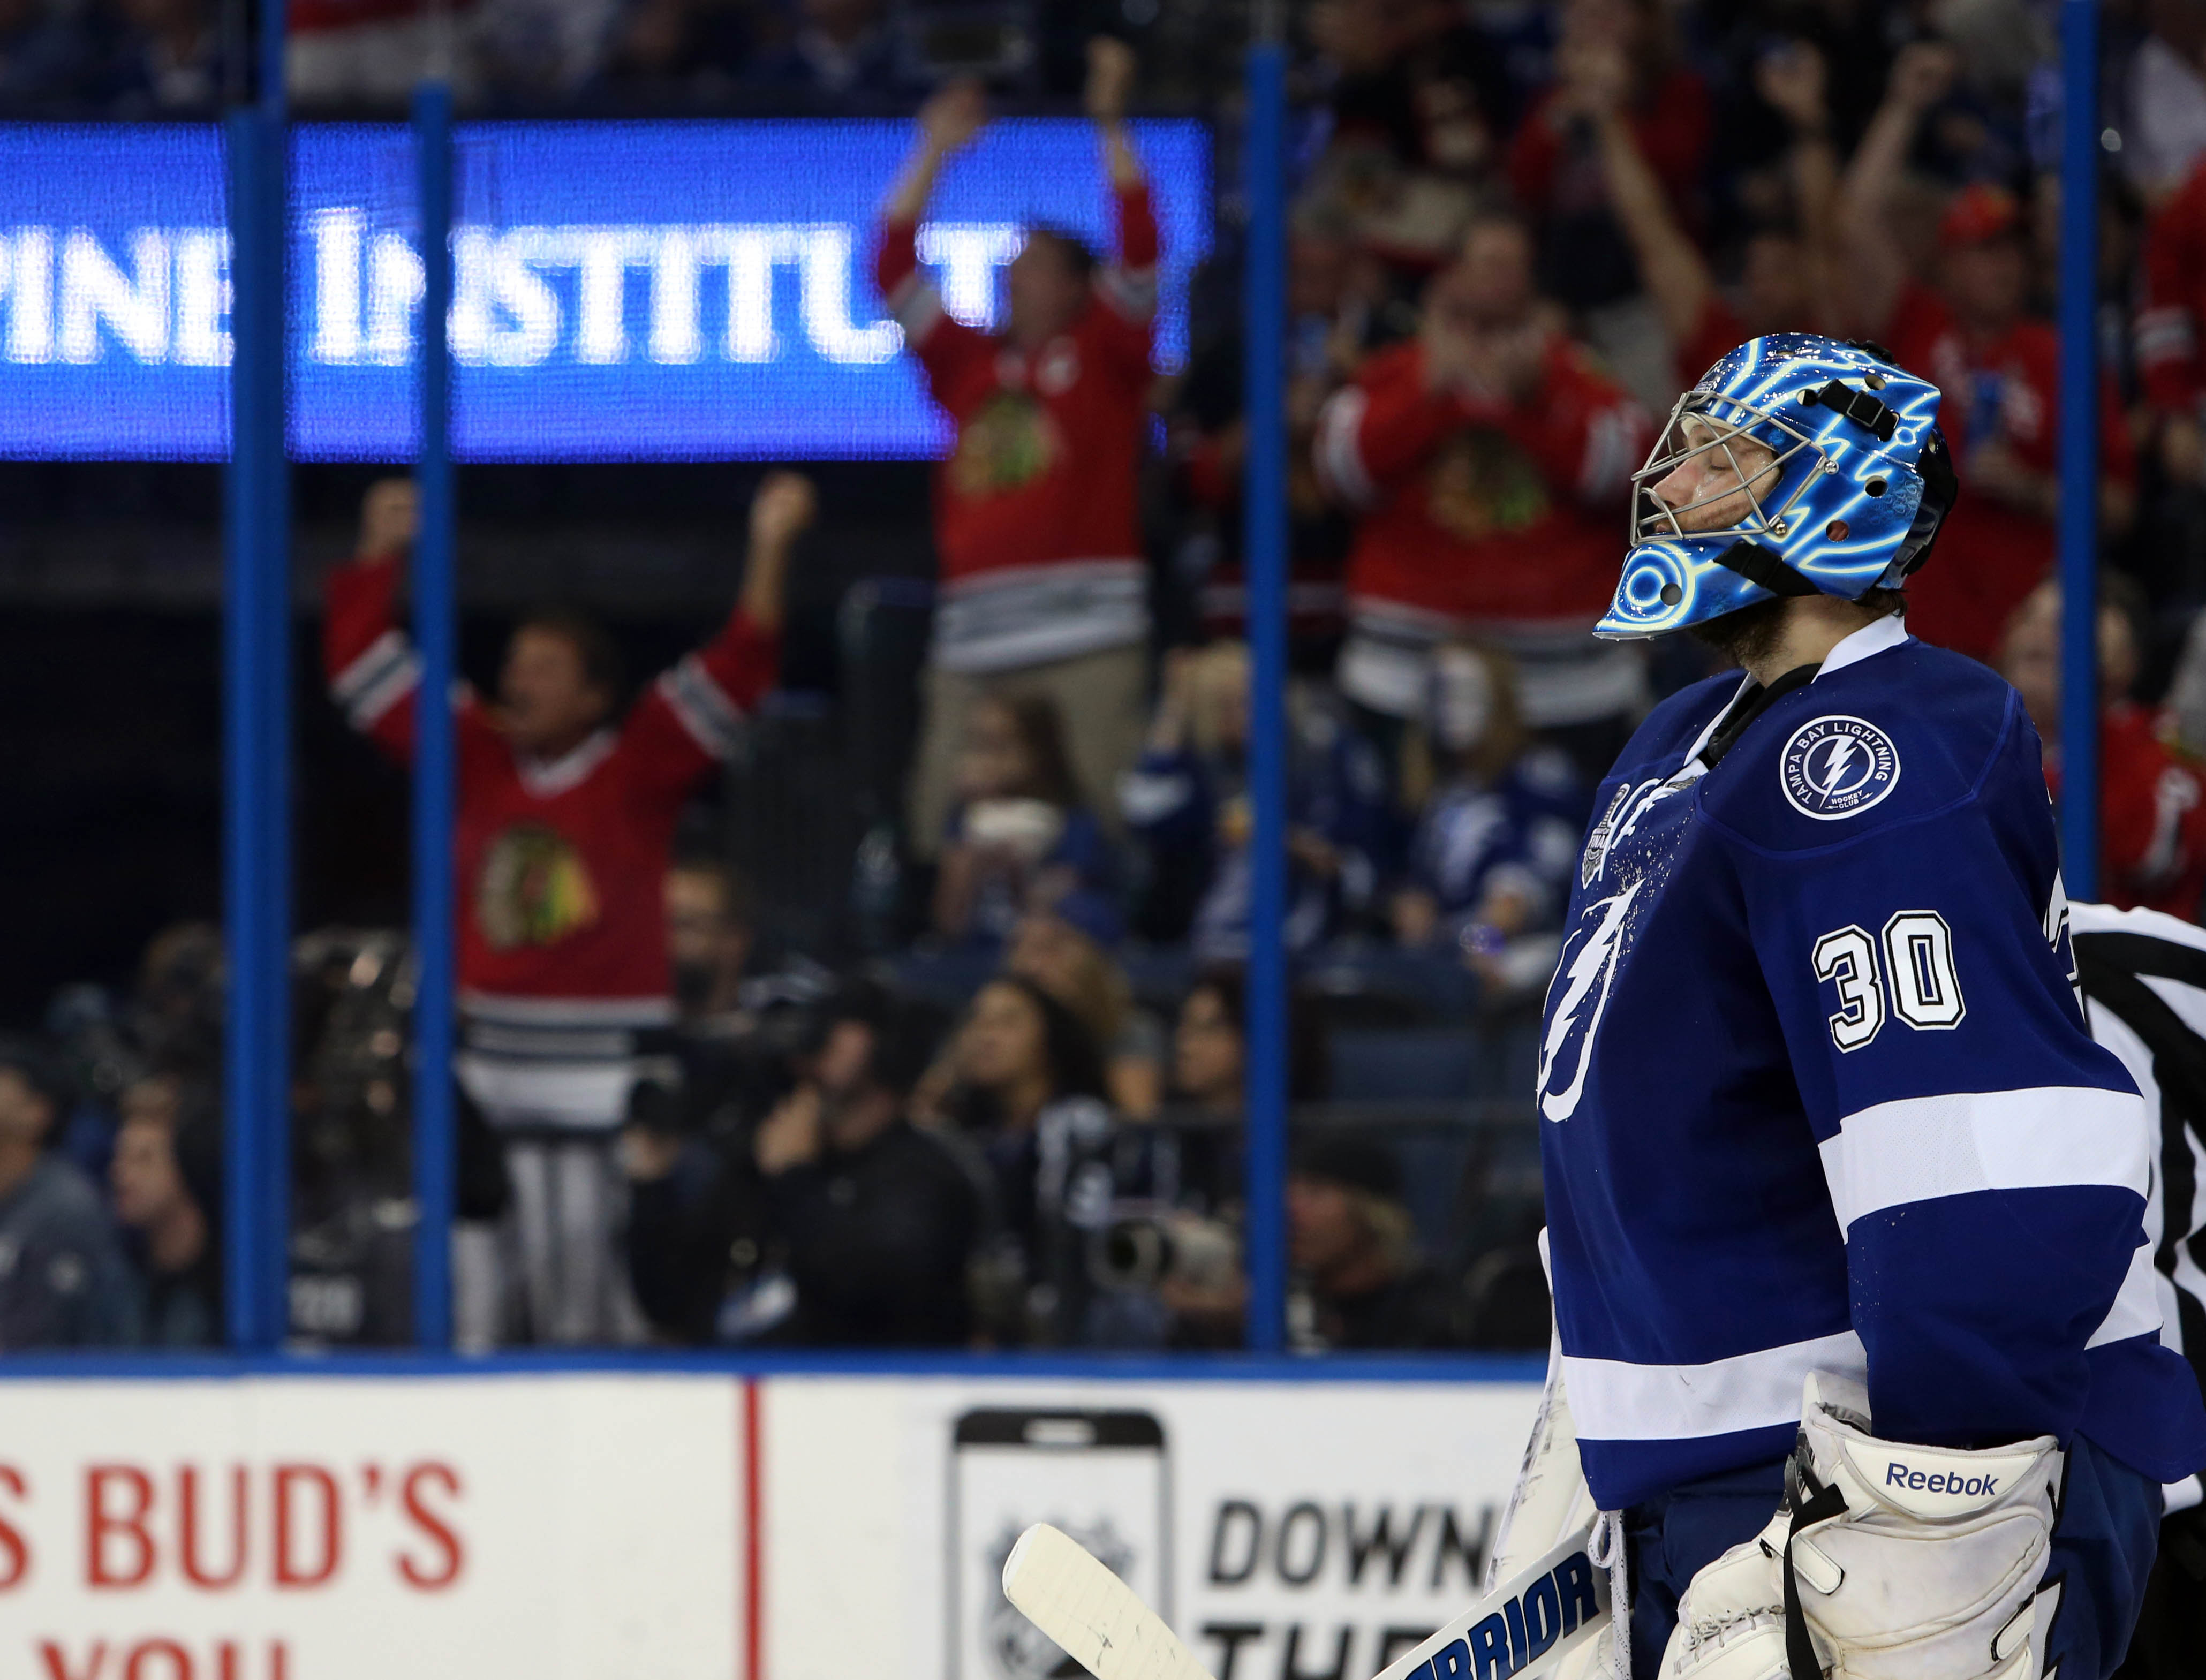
[765,1118,979,1344]
[626,982,979,1346]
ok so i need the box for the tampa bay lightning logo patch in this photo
[1781,715,1900,820]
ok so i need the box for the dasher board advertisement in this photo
[764,1375,1543,1680]
[0,1374,742,1680]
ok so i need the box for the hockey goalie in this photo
[1498,335,2206,1680]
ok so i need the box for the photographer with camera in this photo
[623,980,980,1346]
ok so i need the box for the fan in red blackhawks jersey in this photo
[1313,213,1651,765]
[322,472,798,1344]
[1503,334,2206,1680]
[877,38,1161,862]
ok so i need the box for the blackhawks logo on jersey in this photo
[1427,426,1551,541]
[949,391,1062,499]
[476,823,600,950]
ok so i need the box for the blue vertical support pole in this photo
[1242,5,1290,1354]
[2057,0,2101,899]
[221,0,289,1350]
[412,79,458,1350]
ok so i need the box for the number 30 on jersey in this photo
[1812,912,1966,1051]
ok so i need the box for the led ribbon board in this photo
[0,118,1211,460]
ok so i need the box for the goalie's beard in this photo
[1687,586,1909,675]
[1688,596,1790,674]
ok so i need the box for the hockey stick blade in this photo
[1003,1520,1607,1680]
[1365,1522,1608,1680]
[1002,1524,1218,1680]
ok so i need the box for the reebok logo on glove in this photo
[1839,1434,2043,1519]
[1885,1464,1999,1497]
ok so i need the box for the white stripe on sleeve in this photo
[1818,1086,2150,1234]
[1314,386,1376,508]
[655,653,747,759]
[887,276,945,345]
[1566,1330,1868,1442]
[1097,266,1158,322]
[2088,1240,2166,1348]
[330,629,421,730]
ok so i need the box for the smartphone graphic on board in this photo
[948,1409,1172,1680]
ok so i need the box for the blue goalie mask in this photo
[1595,334,1956,640]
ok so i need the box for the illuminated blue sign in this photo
[0,118,1210,461]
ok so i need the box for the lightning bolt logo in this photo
[1816,734,1860,796]
[1538,878,1644,1122]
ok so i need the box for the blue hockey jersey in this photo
[1538,612,2206,1510]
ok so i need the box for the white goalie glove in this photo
[1660,1372,2063,1680]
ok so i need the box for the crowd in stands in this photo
[26,0,2206,1352]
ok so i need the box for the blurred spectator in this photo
[43,983,142,1190]
[635,855,762,1184]
[745,0,906,97]
[1391,643,1586,998]
[1170,973,1244,1119]
[117,1071,182,1137]
[133,921,224,1083]
[1164,206,1394,669]
[2163,598,2206,760]
[1590,35,1838,390]
[667,854,752,1023]
[1131,961,1350,1349]
[1287,1133,1467,1351]
[321,472,798,1344]
[1162,967,1330,1231]
[1119,641,1393,959]
[0,1041,135,1348]
[100,0,220,112]
[1506,0,1711,388]
[2136,149,2206,501]
[1302,0,1513,270]
[625,980,979,1345]
[1168,967,1332,1119]
[933,693,1117,948]
[288,0,464,106]
[1003,902,1164,1119]
[2003,580,2206,918]
[595,0,726,93]
[747,983,976,1343]
[877,44,1158,857]
[109,1076,219,1346]
[934,975,1128,1344]
[474,0,617,101]
[0,0,93,108]
[1314,212,1652,777]
[1840,44,2136,663]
